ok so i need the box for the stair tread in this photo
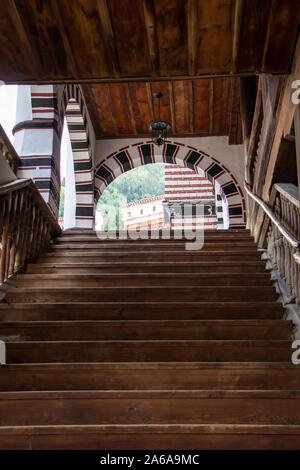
[0,389,299,399]
[2,362,296,369]
[0,319,290,326]
[0,424,299,435]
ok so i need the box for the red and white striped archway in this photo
[94,140,246,229]
[59,85,94,229]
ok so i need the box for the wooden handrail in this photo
[244,181,299,252]
[0,178,61,284]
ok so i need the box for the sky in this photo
[0,84,18,142]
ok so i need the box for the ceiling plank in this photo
[146,83,155,122]
[231,0,244,73]
[189,80,194,134]
[153,0,188,76]
[209,79,214,134]
[109,84,136,135]
[50,0,80,80]
[96,0,120,77]
[168,81,176,134]
[125,84,137,135]
[142,0,160,76]
[187,0,198,76]
[262,0,300,73]
[81,85,103,138]
[150,81,173,125]
[196,0,233,75]
[5,0,44,79]
[173,80,190,134]
[128,82,152,133]
[107,0,152,76]
[193,79,210,133]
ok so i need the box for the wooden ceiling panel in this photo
[58,0,111,79]
[173,81,191,134]
[262,0,300,73]
[238,0,271,72]
[13,0,74,79]
[153,0,188,76]
[107,0,152,77]
[128,83,152,134]
[150,81,173,129]
[0,0,298,83]
[88,84,117,136]
[196,0,233,75]
[108,84,136,135]
[212,78,227,134]
[84,77,242,143]
[193,79,210,134]
[0,2,35,81]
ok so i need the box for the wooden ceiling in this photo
[83,77,243,143]
[0,0,298,83]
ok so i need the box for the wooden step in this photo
[5,286,277,303]
[0,423,299,450]
[0,302,284,321]
[0,362,299,392]
[0,390,299,427]
[17,272,272,288]
[55,234,254,243]
[39,251,262,263]
[61,229,251,237]
[5,339,292,363]
[0,320,291,341]
[26,261,267,274]
[50,242,258,252]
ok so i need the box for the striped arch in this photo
[59,85,94,229]
[95,141,246,229]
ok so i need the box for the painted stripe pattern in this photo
[59,85,94,229]
[15,85,60,217]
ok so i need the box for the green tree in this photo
[97,163,165,229]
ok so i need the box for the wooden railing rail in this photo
[245,181,300,303]
[0,179,61,284]
[0,124,20,174]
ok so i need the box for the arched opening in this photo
[95,141,246,229]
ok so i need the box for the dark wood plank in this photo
[96,0,121,77]
[193,79,210,133]
[108,84,136,135]
[262,0,300,73]
[173,81,191,134]
[153,0,188,76]
[196,0,233,74]
[128,83,151,134]
[107,0,152,76]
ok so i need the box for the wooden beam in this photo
[4,0,44,80]
[142,0,160,77]
[187,0,198,76]
[96,0,120,77]
[231,0,244,73]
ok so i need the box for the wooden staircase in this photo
[0,229,299,449]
